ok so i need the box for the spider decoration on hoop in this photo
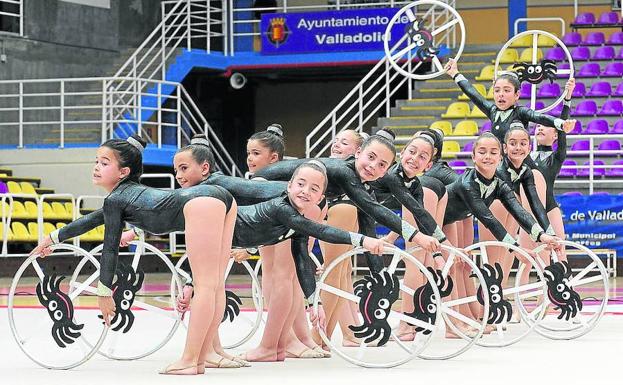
[472,263,512,324]
[221,290,242,323]
[36,274,85,348]
[404,267,453,335]
[514,60,558,84]
[349,270,400,346]
[543,261,582,321]
[405,17,440,61]
[98,264,144,333]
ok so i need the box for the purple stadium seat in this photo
[480,121,492,134]
[569,140,590,157]
[598,11,620,24]
[461,141,474,155]
[557,63,571,78]
[578,160,606,177]
[0,181,8,194]
[582,32,605,46]
[591,191,610,196]
[537,83,561,98]
[611,120,623,134]
[601,62,623,77]
[614,83,623,97]
[585,119,610,134]
[573,12,596,25]
[562,32,582,46]
[586,81,612,97]
[606,159,623,177]
[574,100,598,116]
[598,100,623,116]
[592,46,616,60]
[559,160,578,177]
[519,83,532,99]
[618,47,623,59]
[576,62,600,78]
[528,124,536,135]
[609,32,623,45]
[545,47,565,61]
[571,46,591,61]
[524,101,545,110]
[572,81,587,97]
[598,139,622,156]
[570,120,583,134]
[449,160,467,174]
[549,102,564,117]
[562,191,582,196]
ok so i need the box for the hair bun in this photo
[266,123,283,137]
[509,120,525,130]
[374,128,395,144]
[191,134,210,147]
[127,135,146,153]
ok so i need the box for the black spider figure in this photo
[472,263,512,324]
[221,290,242,323]
[405,18,439,61]
[349,270,400,346]
[36,274,84,348]
[404,267,453,335]
[544,261,582,321]
[98,264,144,333]
[514,60,557,84]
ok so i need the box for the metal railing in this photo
[305,1,458,158]
[0,0,23,36]
[0,76,241,176]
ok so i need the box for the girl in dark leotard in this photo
[529,78,576,262]
[444,58,574,147]
[32,135,238,376]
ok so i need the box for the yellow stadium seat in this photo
[0,173,7,177]
[11,222,32,242]
[7,181,21,194]
[43,222,57,236]
[441,102,470,119]
[64,203,74,218]
[510,34,532,47]
[19,182,37,196]
[486,86,494,99]
[506,64,519,71]
[453,120,479,136]
[470,105,488,118]
[56,222,66,229]
[52,202,72,220]
[11,201,28,219]
[1,201,10,218]
[458,83,486,101]
[28,222,42,242]
[0,223,14,241]
[42,202,56,220]
[441,141,461,159]
[429,121,453,136]
[519,48,543,63]
[475,65,495,81]
[80,228,102,242]
[498,49,519,64]
[537,35,556,47]
[23,201,39,219]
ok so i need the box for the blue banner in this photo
[260,8,411,55]
[559,194,623,257]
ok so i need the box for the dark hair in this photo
[178,134,216,172]
[494,72,521,93]
[248,123,285,160]
[472,132,502,154]
[504,120,530,143]
[291,159,328,192]
[404,129,439,160]
[101,134,146,182]
[361,128,396,155]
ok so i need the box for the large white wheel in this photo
[175,253,263,349]
[403,245,490,360]
[383,0,466,80]
[8,244,107,369]
[494,30,574,113]
[516,240,609,340]
[464,241,548,348]
[315,246,441,368]
[69,241,183,360]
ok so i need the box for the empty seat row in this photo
[509,34,557,48]
[571,12,623,26]
[546,45,623,61]
[531,81,623,98]
[551,119,623,135]
[441,102,487,119]
[571,99,623,116]
[560,159,623,178]
[1,201,74,220]
[575,62,623,77]
[569,140,623,156]
[563,31,623,46]
[497,48,543,64]
[0,181,38,195]
[429,120,479,136]
[0,222,104,242]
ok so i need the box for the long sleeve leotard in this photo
[444,168,546,245]
[454,74,564,145]
[254,156,422,242]
[496,157,555,235]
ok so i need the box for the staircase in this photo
[375,44,499,147]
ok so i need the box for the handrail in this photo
[514,17,565,37]
[1,194,15,257]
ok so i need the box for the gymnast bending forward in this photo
[32,135,238,375]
